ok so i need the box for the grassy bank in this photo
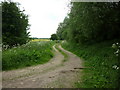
[62,41,119,88]
[2,41,54,71]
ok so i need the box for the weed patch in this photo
[2,41,54,71]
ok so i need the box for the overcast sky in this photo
[7,0,70,38]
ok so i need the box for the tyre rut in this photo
[2,44,83,88]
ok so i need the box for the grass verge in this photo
[55,44,68,62]
[61,41,119,88]
[2,41,54,71]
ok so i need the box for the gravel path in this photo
[2,44,83,88]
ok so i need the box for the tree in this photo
[56,17,70,40]
[56,2,120,45]
[50,34,58,40]
[2,1,30,47]
[56,23,64,40]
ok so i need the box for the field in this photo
[62,41,119,88]
[31,39,50,42]
[2,41,54,71]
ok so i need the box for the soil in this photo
[2,44,83,88]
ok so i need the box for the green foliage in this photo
[56,17,70,40]
[2,1,30,47]
[62,41,119,88]
[56,2,120,88]
[57,2,120,44]
[50,34,58,40]
[112,42,120,86]
[112,43,120,57]
[2,41,54,71]
[55,44,68,62]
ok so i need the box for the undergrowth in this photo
[2,41,54,71]
[62,41,119,88]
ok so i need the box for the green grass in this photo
[55,44,68,62]
[2,41,54,71]
[61,41,119,88]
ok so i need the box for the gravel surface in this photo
[2,44,83,88]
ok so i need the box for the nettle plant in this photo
[112,43,120,70]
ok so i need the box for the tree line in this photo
[53,2,120,44]
[1,1,30,47]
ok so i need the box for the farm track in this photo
[2,44,83,88]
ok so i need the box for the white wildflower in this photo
[112,65,119,70]
[112,43,116,48]
[116,67,119,70]
[116,43,119,45]
[115,49,119,54]
[112,65,117,69]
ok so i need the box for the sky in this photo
[8,0,70,38]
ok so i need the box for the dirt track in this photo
[2,44,83,88]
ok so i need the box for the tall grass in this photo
[2,41,54,71]
[62,41,119,88]
[55,44,68,62]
